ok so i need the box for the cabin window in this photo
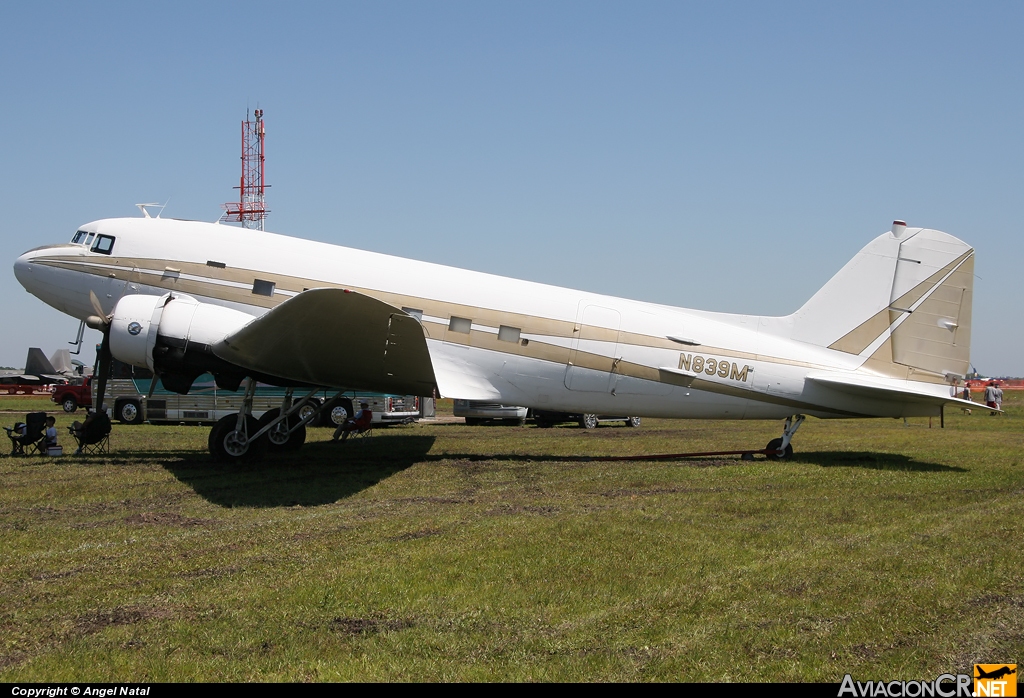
[402,307,424,322]
[448,316,472,334]
[252,279,276,297]
[71,230,88,244]
[498,325,521,343]
[206,260,226,269]
[91,235,115,255]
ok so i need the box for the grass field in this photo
[1,394,1021,681]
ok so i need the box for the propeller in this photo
[85,290,113,417]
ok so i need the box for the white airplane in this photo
[14,213,977,460]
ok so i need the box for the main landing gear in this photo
[765,414,805,460]
[208,381,338,462]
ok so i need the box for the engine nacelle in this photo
[109,294,254,371]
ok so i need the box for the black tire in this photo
[117,400,144,425]
[61,396,78,413]
[765,437,793,460]
[464,417,482,426]
[535,419,553,428]
[626,416,641,428]
[208,414,266,462]
[579,414,599,429]
[256,408,306,451]
[322,398,354,428]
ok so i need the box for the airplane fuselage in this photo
[15,217,972,422]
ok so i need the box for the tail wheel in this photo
[579,414,599,429]
[626,417,641,428]
[209,414,265,462]
[765,437,793,460]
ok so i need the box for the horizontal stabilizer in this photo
[213,288,438,395]
[806,373,978,410]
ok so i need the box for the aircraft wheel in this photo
[257,409,305,451]
[579,414,599,429]
[209,414,265,462]
[284,424,306,450]
[626,416,641,428]
[765,437,793,460]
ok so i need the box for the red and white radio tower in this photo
[222,108,269,230]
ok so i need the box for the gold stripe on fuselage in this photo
[35,255,873,410]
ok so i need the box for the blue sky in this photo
[1,2,1021,374]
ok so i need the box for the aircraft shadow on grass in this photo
[793,451,966,472]
[81,439,962,507]
[411,448,964,472]
[151,435,437,508]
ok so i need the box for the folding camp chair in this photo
[5,412,47,456]
[68,411,112,455]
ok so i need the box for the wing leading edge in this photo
[212,288,438,396]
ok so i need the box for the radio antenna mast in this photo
[221,108,269,230]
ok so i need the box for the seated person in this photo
[70,409,110,454]
[42,416,58,450]
[70,409,97,440]
[332,401,372,442]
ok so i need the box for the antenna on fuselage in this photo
[136,202,166,218]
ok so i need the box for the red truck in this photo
[51,376,92,413]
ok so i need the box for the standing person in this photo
[984,381,998,414]
[961,381,972,415]
[332,401,373,442]
[994,382,1004,412]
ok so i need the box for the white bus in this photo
[99,358,427,427]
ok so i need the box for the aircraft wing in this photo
[212,288,438,396]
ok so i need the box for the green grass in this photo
[1,395,1021,681]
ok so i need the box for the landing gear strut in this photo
[208,382,327,462]
[766,414,804,460]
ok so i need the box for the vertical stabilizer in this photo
[789,225,974,379]
[24,347,57,376]
[48,349,74,374]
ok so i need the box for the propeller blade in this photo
[89,290,107,321]
[93,330,112,417]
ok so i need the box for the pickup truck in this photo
[52,376,92,413]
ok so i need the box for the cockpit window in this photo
[71,230,88,244]
[91,235,115,255]
[84,232,95,247]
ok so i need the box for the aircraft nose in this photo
[13,249,38,290]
